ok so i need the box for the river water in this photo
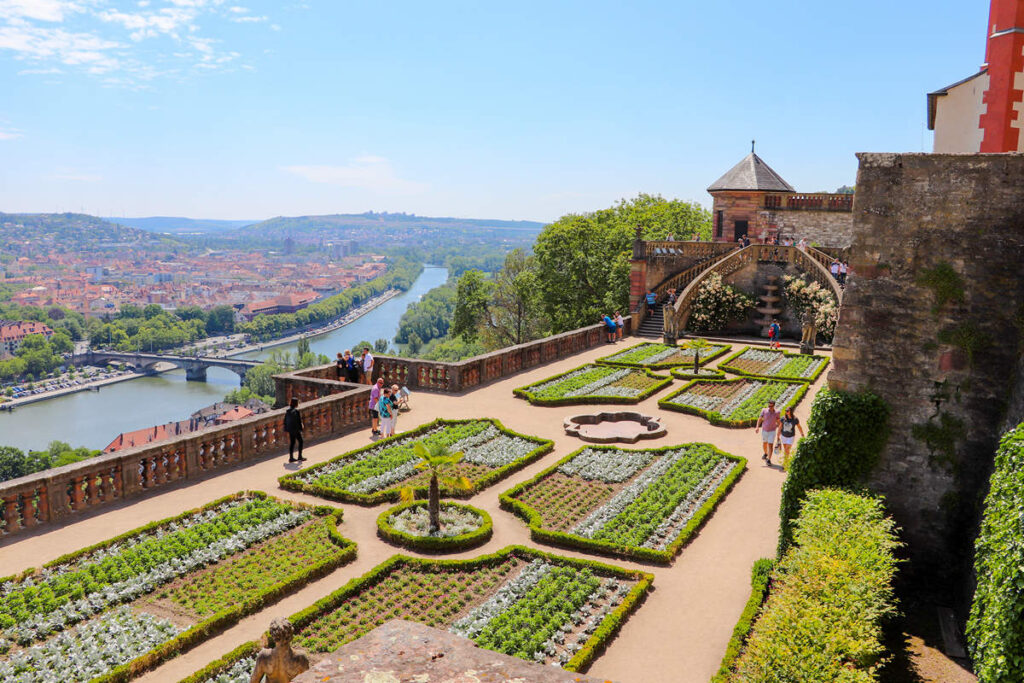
[0,266,448,452]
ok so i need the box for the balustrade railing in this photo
[0,318,629,540]
[644,240,737,259]
[762,193,853,212]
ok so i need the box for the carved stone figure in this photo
[250,618,310,683]
[799,309,817,355]
[662,304,678,346]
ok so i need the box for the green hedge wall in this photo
[967,421,1024,683]
[733,489,900,682]
[777,388,889,553]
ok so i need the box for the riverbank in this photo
[0,370,147,411]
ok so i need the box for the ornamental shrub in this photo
[966,422,1024,683]
[733,489,900,683]
[688,272,753,333]
[777,388,889,553]
[782,275,839,341]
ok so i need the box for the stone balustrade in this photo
[643,240,737,259]
[0,319,628,540]
[763,193,854,212]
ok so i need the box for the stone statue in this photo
[250,618,310,683]
[662,304,678,346]
[799,309,817,355]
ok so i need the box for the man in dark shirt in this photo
[284,398,305,463]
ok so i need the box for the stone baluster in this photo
[3,495,20,532]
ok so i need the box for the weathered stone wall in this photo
[829,152,1024,592]
[776,210,855,248]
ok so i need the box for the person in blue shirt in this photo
[377,387,395,437]
[602,314,617,343]
[645,290,658,314]
[768,319,782,349]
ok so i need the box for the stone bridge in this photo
[78,350,262,382]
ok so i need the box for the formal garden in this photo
[717,347,829,381]
[183,547,653,682]
[0,492,355,683]
[659,378,808,427]
[513,363,672,405]
[501,443,743,562]
[279,419,552,504]
[597,342,731,369]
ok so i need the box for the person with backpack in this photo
[283,398,305,463]
[378,386,395,438]
[768,319,781,350]
[775,406,805,467]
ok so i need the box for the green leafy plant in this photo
[377,501,492,552]
[687,272,754,333]
[937,322,990,367]
[782,275,839,341]
[399,440,472,533]
[916,261,965,313]
[777,389,889,553]
[711,558,774,682]
[967,422,1024,683]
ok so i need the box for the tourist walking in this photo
[755,399,780,464]
[362,347,374,384]
[335,352,345,380]
[368,378,384,436]
[830,259,840,281]
[378,387,395,438]
[614,310,624,340]
[768,319,781,350]
[284,398,305,463]
[797,237,807,251]
[645,290,657,315]
[838,260,849,287]
[390,384,402,433]
[345,350,360,383]
[602,314,617,343]
[775,407,805,467]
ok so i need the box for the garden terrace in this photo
[0,328,832,683]
[597,341,732,369]
[659,377,809,427]
[717,347,829,382]
[514,364,672,406]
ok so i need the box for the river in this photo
[0,266,448,452]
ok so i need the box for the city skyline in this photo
[1,1,986,221]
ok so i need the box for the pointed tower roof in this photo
[707,152,795,193]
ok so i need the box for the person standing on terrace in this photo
[284,398,305,463]
[755,399,780,464]
[602,314,617,343]
[368,378,384,437]
[335,352,345,380]
[378,386,395,438]
[344,349,359,383]
[614,311,624,340]
[362,346,374,384]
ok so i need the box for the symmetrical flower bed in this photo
[659,378,808,428]
[671,366,727,381]
[718,347,829,382]
[377,501,493,552]
[513,363,672,406]
[181,547,652,682]
[0,492,354,683]
[501,444,744,563]
[280,419,552,505]
[597,341,731,369]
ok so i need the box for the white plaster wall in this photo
[933,72,989,153]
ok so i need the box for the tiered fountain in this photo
[755,275,783,336]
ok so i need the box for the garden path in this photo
[0,339,831,683]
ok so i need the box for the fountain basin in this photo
[564,411,666,443]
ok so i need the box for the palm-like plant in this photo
[400,440,473,533]
[683,337,713,374]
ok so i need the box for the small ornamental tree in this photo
[682,337,713,374]
[401,441,472,533]
[687,273,753,333]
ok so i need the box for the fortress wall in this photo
[829,152,1024,592]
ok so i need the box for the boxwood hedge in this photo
[376,500,493,553]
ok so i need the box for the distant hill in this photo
[0,213,186,250]
[240,212,547,239]
[105,217,259,234]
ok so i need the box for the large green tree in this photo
[533,194,710,333]
[451,270,494,342]
[481,249,545,348]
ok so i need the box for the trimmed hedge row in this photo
[175,641,259,683]
[279,418,553,505]
[512,363,673,406]
[711,558,774,683]
[376,500,493,553]
[717,346,830,383]
[181,545,654,680]
[82,493,355,683]
[670,366,726,381]
[777,388,890,553]
[499,443,745,564]
[595,341,731,369]
[731,489,900,682]
[967,421,1024,683]
[658,378,809,429]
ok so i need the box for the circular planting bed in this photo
[564,411,666,443]
[377,501,492,552]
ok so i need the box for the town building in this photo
[707,149,854,247]
[0,320,55,356]
[928,0,1024,152]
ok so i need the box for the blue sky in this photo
[0,1,986,221]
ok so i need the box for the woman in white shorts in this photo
[776,407,805,466]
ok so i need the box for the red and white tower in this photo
[979,0,1024,152]
[927,0,1024,153]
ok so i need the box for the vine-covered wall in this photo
[829,153,1024,595]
